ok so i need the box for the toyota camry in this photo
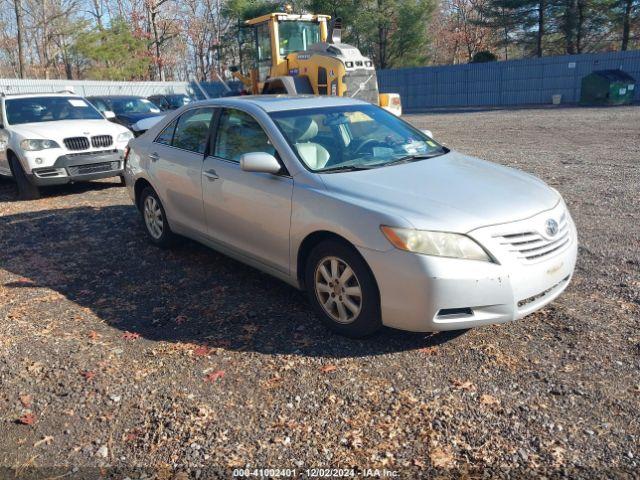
[123,96,577,337]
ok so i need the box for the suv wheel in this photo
[8,153,40,200]
[140,187,176,247]
[305,240,382,338]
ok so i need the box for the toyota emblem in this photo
[546,219,559,236]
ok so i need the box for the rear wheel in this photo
[140,187,176,248]
[8,154,40,200]
[305,240,382,338]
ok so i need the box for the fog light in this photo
[35,157,43,164]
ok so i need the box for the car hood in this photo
[319,151,560,233]
[115,112,163,125]
[10,119,129,139]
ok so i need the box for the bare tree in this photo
[13,0,25,77]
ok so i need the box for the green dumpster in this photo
[580,69,636,106]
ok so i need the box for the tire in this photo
[305,239,382,338]
[139,186,176,248]
[8,154,40,200]
[119,174,126,186]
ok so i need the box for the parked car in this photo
[87,95,164,135]
[124,96,577,337]
[147,93,193,111]
[0,92,133,199]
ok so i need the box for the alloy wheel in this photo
[314,256,363,324]
[143,195,164,240]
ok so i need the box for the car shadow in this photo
[0,205,467,358]
[0,176,122,203]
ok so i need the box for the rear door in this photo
[147,107,215,236]
[202,108,293,273]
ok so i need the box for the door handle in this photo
[148,152,159,162]
[203,169,219,181]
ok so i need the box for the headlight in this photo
[117,131,134,142]
[380,226,492,262]
[20,139,60,151]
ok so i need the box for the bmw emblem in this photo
[546,219,559,237]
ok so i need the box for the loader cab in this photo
[243,13,330,83]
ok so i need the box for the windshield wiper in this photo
[383,152,445,166]
[320,164,378,173]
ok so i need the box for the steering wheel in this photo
[351,138,386,155]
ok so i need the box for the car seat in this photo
[292,118,330,169]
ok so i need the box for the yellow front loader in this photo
[232,12,402,116]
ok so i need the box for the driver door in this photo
[202,108,293,274]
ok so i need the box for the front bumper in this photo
[28,149,124,186]
[359,206,578,332]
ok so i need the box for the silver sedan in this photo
[124,96,577,337]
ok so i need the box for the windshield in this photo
[109,97,161,115]
[167,95,191,108]
[270,105,447,172]
[5,97,104,125]
[278,20,321,56]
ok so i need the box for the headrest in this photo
[293,117,318,143]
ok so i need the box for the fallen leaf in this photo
[418,347,438,356]
[88,331,100,340]
[18,413,36,426]
[242,324,259,334]
[193,345,210,357]
[122,331,140,341]
[320,364,337,373]
[204,370,225,383]
[174,315,188,325]
[19,394,32,408]
[81,370,96,381]
[451,379,476,392]
[430,446,454,468]
[34,435,54,447]
[480,394,500,406]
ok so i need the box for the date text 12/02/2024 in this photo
[232,468,400,477]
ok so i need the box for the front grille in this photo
[344,69,379,104]
[518,275,570,308]
[66,149,118,158]
[91,135,113,148]
[64,136,90,151]
[67,161,120,176]
[495,212,571,263]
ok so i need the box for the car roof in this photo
[193,95,369,113]
[1,92,79,100]
[87,95,145,99]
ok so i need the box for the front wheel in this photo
[139,187,177,248]
[305,240,382,338]
[8,154,40,200]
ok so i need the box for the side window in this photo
[214,109,275,162]
[263,79,287,94]
[155,118,178,145]
[172,108,215,154]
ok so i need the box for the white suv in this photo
[0,92,134,199]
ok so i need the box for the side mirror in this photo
[422,129,433,138]
[103,110,116,120]
[239,152,281,174]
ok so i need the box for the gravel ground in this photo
[0,106,638,479]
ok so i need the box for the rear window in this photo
[6,96,104,125]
